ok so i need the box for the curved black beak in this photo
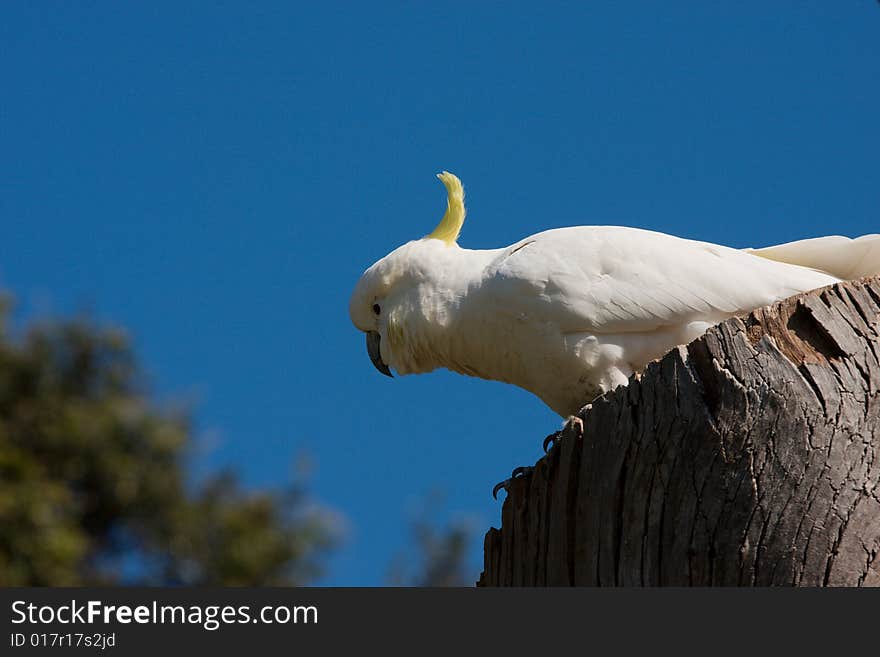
[366,331,393,377]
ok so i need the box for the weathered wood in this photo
[478,277,880,586]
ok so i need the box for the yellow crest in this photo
[427,171,466,245]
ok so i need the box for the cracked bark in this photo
[477,277,880,587]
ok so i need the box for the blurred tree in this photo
[0,296,336,585]
[387,493,477,586]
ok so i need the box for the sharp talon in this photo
[543,431,560,453]
[493,466,534,499]
[511,466,532,479]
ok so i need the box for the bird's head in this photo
[349,172,466,377]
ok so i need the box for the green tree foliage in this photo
[0,297,335,585]
[388,493,477,586]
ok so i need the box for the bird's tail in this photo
[745,234,880,281]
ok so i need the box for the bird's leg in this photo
[564,415,584,437]
[492,465,534,500]
[496,404,594,497]
[543,405,590,453]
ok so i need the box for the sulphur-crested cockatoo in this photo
[349,172,880,419]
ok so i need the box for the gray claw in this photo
[492,466,534,500]
[543,431,561,453]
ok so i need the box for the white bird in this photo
[349,172,880,419]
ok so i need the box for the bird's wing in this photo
[483,226,839,334]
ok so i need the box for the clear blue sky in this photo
[2,3,878,585]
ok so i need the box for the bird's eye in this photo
[372,303,381,316]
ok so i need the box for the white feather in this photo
[350,180,878,417]
[452,226,843,415]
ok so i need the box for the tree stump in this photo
[478,277,880,586]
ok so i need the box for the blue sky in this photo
[2,3,877,585]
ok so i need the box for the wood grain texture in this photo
[478,277,880,586]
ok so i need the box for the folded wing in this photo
[484,226,841,335]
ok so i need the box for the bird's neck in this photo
[392,243,550,405]
[390,245,501,376]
